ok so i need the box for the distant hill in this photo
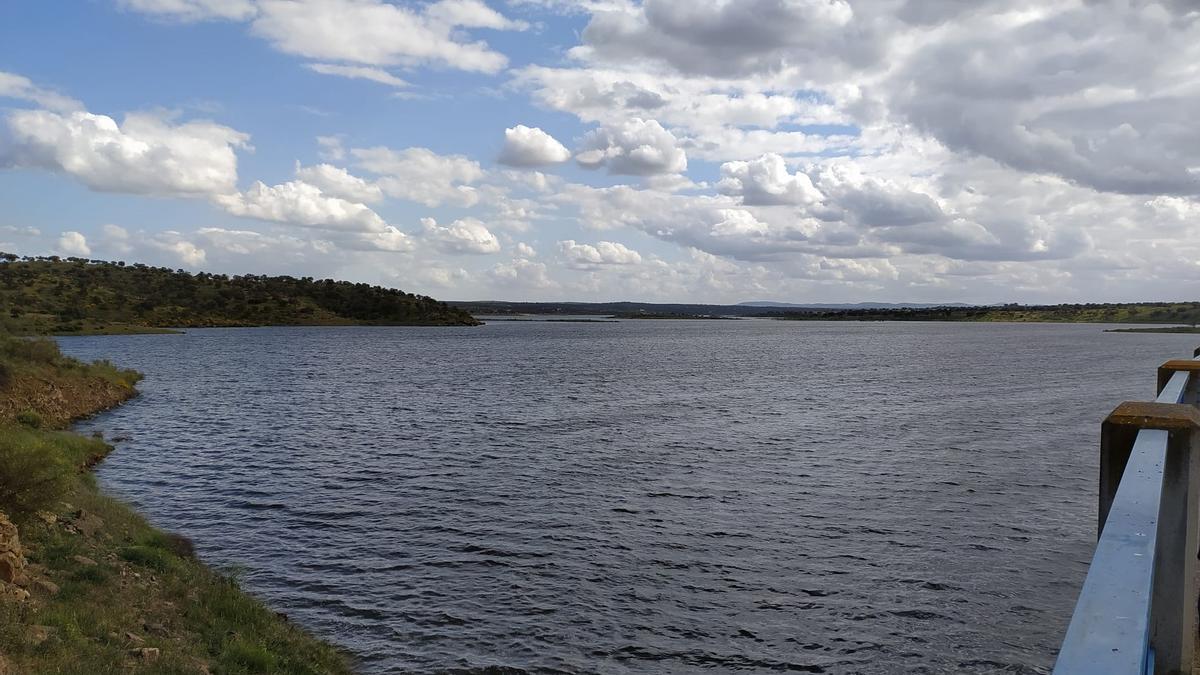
[738,301,977,309]
[452,300,769,317]
[0,253,480,334]
[453,299,1200,325]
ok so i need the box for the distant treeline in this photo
[0,253,480,334]
[768,303,1200,324]
[454,299,1200,325]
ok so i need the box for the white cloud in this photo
[2,110,249,197]
[352,146,483,207]
[250,0,524,74]
[497,125,571,167]
[116,0,257,22]
[150,232,208,266]
[718,153,824,206]
[0,71,81,112]
[353,226,416,252]
[421,217,501,254]
[57,231,91,256]
[304,63,408,88]
[515,242,537,257]
[576,118,686,175]
[294,163,383,203]
[407,265,472,288]
[0,225,40,238]
[100,224,133,254]
[489,258,555,288]
[316,135,346,161]
[215,180,387,231]
[558,239,642,268]
[425,0,529,30]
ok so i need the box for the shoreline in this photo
[0,336,352,673]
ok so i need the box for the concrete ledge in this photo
[1106,401,1200,431]
[1157,360,1200,395]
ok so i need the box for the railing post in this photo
[1100,420,1140,537]
[1103,401,1200,674]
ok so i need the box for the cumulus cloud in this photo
[149,232,208,266]
[294,163,383,203]
[886,3,1200,196]
[352,226,416,252]
[250,0,525,74]
[304,63,408,88]
[1,110,249,197]
[215,180,387,231]
[576,118,687,175]
[808,163,944,229]
[558,239,642,268]
[99,224,133,254]
[573,0,870,78]
[719,153,824,206]
[57,231,91,256]
[352,146,483,206]
[497,125,571,167]
[117,0,257,22]
[421,217,501,254]
[489,257,555,288]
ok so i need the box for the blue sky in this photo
[2,1,1199,303]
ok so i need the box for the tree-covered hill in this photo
[0,253,480,333]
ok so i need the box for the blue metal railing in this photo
[1054,363,1198,674]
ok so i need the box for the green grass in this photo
[0,429,354,674]
[0,325,352,673]
[0,334,142,389]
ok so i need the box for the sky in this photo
[1,0,1199,304]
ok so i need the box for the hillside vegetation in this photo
[0,253,479,334]
[0,333,352,673]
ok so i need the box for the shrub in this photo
[0,336,61,364]
[220,639,280,673]
[15,410,43,429]
[0,429,73,519]
[119,545,175,571]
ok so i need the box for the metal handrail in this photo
[1054,361,1200,674]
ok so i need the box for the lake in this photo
[57,320,1200,674]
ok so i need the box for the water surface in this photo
[59,321,1200,674]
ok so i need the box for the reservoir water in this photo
[57,321,1200,674]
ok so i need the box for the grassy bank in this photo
[0,334,352,674]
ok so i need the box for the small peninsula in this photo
[0,253,480,334]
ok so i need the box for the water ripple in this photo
[58,321,1200,674]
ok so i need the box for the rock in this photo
[0,559,18,586]
[70,510,104,538]
[128,647,160,662]
[33,578,59,596]
[72,555,97,567]
[0,585,29,603]
[34,511,57,526]
[124,632,145,644]
[143,622,167,635]
[0,514,26,586]
[26,625,54,646]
